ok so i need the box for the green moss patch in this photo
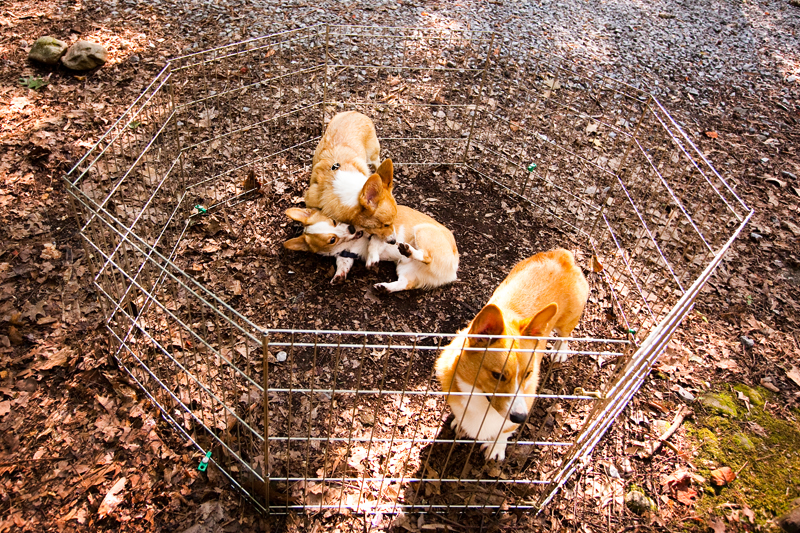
[687,387,800,526]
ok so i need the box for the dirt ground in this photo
[1,0,799,532]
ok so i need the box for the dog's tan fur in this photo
[304,111,397,240]
[435,249,589,460]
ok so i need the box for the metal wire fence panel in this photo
[62,24,751,519]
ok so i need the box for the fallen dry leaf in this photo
[704,131,719,138]
[787,366,800,389]
[709,517,726,533]
[97,477,127,518]
[710,466,736,487]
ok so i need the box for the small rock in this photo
[788,75,798,84]
[750,232,763,241]
[62,41,108,71]
[777,499,800,533]
[652,419,671,435]
[129,54,140,64]
[625,488,656,515]
[782,170,798,181]
[359,410,375,426]
[28,36,68,65]
[740,335,755,349]
[275,351,287,362]
[675,386,696,403]
[731,106,747,119]
[699,393,737,417]
[733,432,755,451]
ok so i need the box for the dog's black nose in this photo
[348,224,356,234]
[509,411,528,425]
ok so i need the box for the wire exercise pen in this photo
[63,24,752,518]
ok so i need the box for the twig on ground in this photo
[639,404,691,460]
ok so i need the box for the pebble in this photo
[625,489,657,515]
[276,351,287,362]
[675,386,696,403]
[740,335,755,349]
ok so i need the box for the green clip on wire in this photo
[198,451,212,472]
[194,205,208,215]
[527,163,537,172]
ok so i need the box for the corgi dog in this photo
[283,205,459,293]
[304,111,397,265]
[435,249,589,461]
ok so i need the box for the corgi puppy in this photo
[304,111,397,257]
[282,207,364,265]
[283,206,459,293]
[435,249,589,461]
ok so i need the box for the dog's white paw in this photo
[481,441,506,461]
[551,351,570,364]
[331,273,346,285]
[373,283,390,295]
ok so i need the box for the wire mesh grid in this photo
[63,24,752,519]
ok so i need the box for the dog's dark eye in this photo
[383,223,391,228]
[491,371,506,381]
[328,237,337,244]
[524,371,532,380]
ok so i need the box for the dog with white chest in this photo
[435,249,589,460]
[304,111,397,267]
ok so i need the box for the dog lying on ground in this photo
[435,249,589,460]
[283,204,458,294]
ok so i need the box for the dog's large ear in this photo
[283,236,311,252]
[468,304,505,347]
[519,302,559,337]
[376,158,394,190]
[285,207,316,224]
[359,174,383,213]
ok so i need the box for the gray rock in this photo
[61,41,108,71]
[28,36,68,65]
[733,432,755,451]
[625,489,656,515]
[782,170,797,181]
[778,500,800,533]
[699,393,737,417]
[740,335,755,349]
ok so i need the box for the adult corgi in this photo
[304,111,397,262]
[435,249,589,460]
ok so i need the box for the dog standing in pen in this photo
[435,249,589,460]
[304,111,397,268]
